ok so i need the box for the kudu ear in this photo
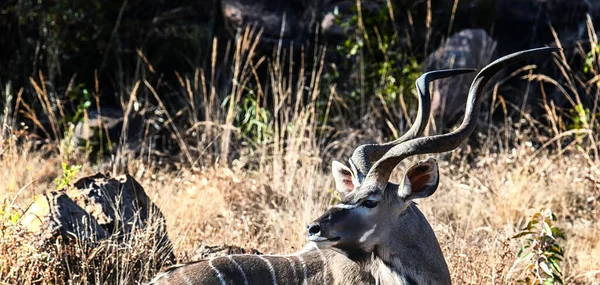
[399,157,439,200]
[332,160,358,195]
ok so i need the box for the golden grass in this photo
[1,133,599,284]
[1,21,600,285]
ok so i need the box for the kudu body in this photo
[149,47,558,285]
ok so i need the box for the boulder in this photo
[425,29,496,127]
[217,0,385,49]
[21,173,173,260]
[20,190,109,242]
[74,107,145,153]
[220,0,321,47]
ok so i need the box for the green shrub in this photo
[509,209,566,285]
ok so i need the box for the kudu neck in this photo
[372,203,451,284]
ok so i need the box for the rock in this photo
[69,173,161,238]
[217,0,386,49]
[74,107,145,153]
[192,244,263,260]
[425,29,496,127]
[220,0,320,46]
[21,190,109,242]
[21,173,173,259]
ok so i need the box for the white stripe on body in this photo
[258,255,278,285]
[284,256,299,284]
[314,247,329,285]
[228,256,249,285]
[296,254,308,285]
[208,259,227,285]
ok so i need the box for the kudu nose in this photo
[307,223,321,235]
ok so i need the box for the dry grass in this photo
[1,23,600,285]
[1,132,599,284]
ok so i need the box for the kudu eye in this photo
[361,200,378,208]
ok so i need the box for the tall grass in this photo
[0,16,600,285]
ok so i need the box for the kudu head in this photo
[307,47,559,256]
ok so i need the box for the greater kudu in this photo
[148,47,558,285]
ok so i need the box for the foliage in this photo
[328,2,423,133]
[1,0,205,84]
[509,209,566,285]
[1,0,211,146]
[583,44,600,74]
[233,92,273,145]
[66,84,92,125]
[55,162,82,190]
[0,199,20,226]
[568,104,595,132]
[1,0,111,83]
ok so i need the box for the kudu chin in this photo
[149,47,558,285]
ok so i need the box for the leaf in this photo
[550,259,562,274]
[517,252,534,263]
[548,244,564,255]
[512,231,536,239]
[540,262,553,276]
[525,213,541,229]
[554,275,564,285]
[543,221,553,238]
[551,227,565,240]
[516,246,524,257]
[9,211,20,225]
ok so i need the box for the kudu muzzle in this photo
[307,207,347,242]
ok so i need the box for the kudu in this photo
[149,47,558,285]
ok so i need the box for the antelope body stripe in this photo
[258,255,278,285]
[315,248,329,285]
[228,256,249,285]
[296,254,308,285]
[284,256,299,284]
[208,259,227,285]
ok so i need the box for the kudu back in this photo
[149,47,558,285]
